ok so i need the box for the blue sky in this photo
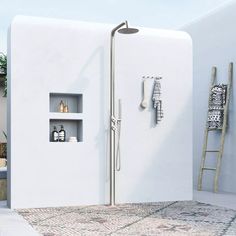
[0,0,232,52]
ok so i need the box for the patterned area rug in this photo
[17,201,236,236]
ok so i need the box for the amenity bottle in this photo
[52,126,59,142]
[59,125,66,142]
[59,100,64,113]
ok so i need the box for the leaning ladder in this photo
[198,62,233,192]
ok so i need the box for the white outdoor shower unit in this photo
[8,16,192,209]
[110,21,139,206]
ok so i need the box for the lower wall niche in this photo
[49,119,83,142]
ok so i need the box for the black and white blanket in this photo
[208,84,227,129]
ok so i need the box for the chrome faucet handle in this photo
[111,125,117,131]
[111,115,117,131]
[111,115,117,123]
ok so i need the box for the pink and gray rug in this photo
[17,201,236,235]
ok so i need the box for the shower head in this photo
[118,28,139,34]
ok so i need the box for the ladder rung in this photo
[205,150,220,152]
[202,167,217,171]
[208,128,223,131]
[208,108,224,111]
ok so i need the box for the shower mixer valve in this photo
[110,99,122,172]
[111,115,118,131]
[111,115,121,131]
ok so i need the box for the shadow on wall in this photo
[69,46,108,203]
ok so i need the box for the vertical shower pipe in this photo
[110,21,128,206]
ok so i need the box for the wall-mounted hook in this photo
[142,75,163,80]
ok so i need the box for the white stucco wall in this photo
[115,30,192,203]
[9,16,192,208]
[1,1,233,152]
[183,1,236,193]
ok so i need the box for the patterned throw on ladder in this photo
[208,84,227,129]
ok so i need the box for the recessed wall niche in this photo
[49,93,83,142]
[49,119,83,142]
[49,93,83,113]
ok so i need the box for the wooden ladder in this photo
[198,63,233,192]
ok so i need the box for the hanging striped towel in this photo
[152,79,163,124]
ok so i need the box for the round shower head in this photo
[118,28,139,34]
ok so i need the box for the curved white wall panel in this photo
[9,16,192,208]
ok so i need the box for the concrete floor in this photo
[194,190,236,210]
[0,201,39,236]
[0,191,236,236]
